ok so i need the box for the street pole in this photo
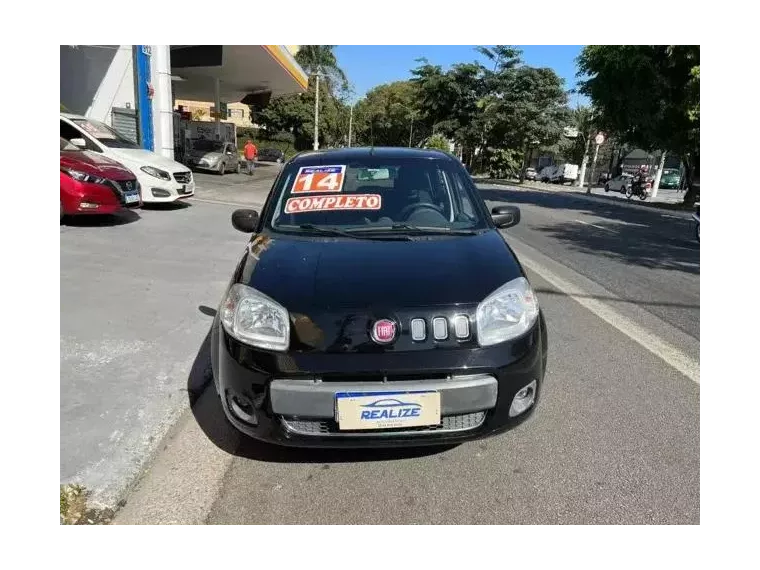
[313,73,320,151]
[577,129,592,187]
[651,151,666,198]
[348,103,354,148]
[409,117,413,148]
[587,141,600,194]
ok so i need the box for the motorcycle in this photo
[691,204,702,243]
[626,176,653,200]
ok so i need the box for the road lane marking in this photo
[515,251,700,384]
[574,219,615,233]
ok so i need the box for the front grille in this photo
[174,171,192,184]
[280,411,486,437]
[320,372,450,383]
[113,179,138,195]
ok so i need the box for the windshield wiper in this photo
[356,224,480,236]
[296,224,411,241]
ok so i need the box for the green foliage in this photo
[295,45,348,94]
[352,81,421,147]
[577,45,700,202]
[425,133,451,152]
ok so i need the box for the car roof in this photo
[289,147,457,166]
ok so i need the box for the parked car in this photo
[538,166,554,183]
[211,147,548,448]
[185,140,240,175]
[60,114,194,204]
[60,137,141,220]
[257,147,285,163]
[604,173,635,194]
[659,168,681,189]
[524,167,537,181]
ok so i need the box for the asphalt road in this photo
[111,182,699,524]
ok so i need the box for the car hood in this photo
[60,150,135,180]
[237,230,523,312]
[110,148,187,172]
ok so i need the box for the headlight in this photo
[476,277,539,346]
[140,166,171,181]
[62,168,107,185]
[221,284,290,351]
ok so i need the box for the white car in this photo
[604,173,635,194]
[60,114,195,204]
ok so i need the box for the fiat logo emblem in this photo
[371,319,397,344]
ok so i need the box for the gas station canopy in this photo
[170,45,308,103]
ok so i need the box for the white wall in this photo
[150,45,175,160]
[60,45,135,124]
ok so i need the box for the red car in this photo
[60,137,142,220]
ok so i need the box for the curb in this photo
[477,179,694,217]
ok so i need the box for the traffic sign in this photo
[594,133,605,145]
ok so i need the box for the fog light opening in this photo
[509,380,537,418]
[227,392,258,426]
[151,188,171,198]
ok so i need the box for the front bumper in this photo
[136,171,195,203]
[211,312,548,448]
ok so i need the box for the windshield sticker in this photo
[285,194,381,214]
[292,165,346,194]
[76,121,116,140]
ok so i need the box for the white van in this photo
[550,163,579,185]
[60,114,195,204]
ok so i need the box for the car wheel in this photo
[218,162,225,176]
[604,184,610,193]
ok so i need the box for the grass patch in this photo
[60,484,115,525]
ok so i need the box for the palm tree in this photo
[295,45,348,94]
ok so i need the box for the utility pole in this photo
[409,116,414,147]
[313,72,321,151]
[587,132,605,194]
[651,151,667,198]
[577,129,592,187]
[348,103,354,148]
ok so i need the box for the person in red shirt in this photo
[243,140,258,175]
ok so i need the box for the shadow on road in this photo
[62,209,141,227]
[186,305,453,464]
[141,201,193,211]
[479,186,699,274]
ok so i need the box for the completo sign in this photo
[284,194,382,214]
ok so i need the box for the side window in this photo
[445,169,476,220]
[60,120,100,152]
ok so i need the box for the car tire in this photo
[218,162,225,176]
[604,184,610,193]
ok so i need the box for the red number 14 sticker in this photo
[292,165,346,193]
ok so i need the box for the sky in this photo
[333,45,588,107]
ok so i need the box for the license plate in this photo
[124,192,140,204]
[335,391,441,431]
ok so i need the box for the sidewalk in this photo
[478,177,695,212]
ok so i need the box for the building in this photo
[60,45,308,160]
[172,45,301,130]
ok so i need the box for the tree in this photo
[295,45,348,94]
[577,45,700,204]
[352,81,422,147]
[425,133,451,152]
[411,59,488,167]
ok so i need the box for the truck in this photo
[538,163,579,185]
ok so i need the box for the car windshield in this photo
[60,137,78,151]
[72,118,140,149]
[193,140,225,152]
[266,156,489,234]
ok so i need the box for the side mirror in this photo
[70,138,87,149]
[491,205,520,229]
[231,209,259,233]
